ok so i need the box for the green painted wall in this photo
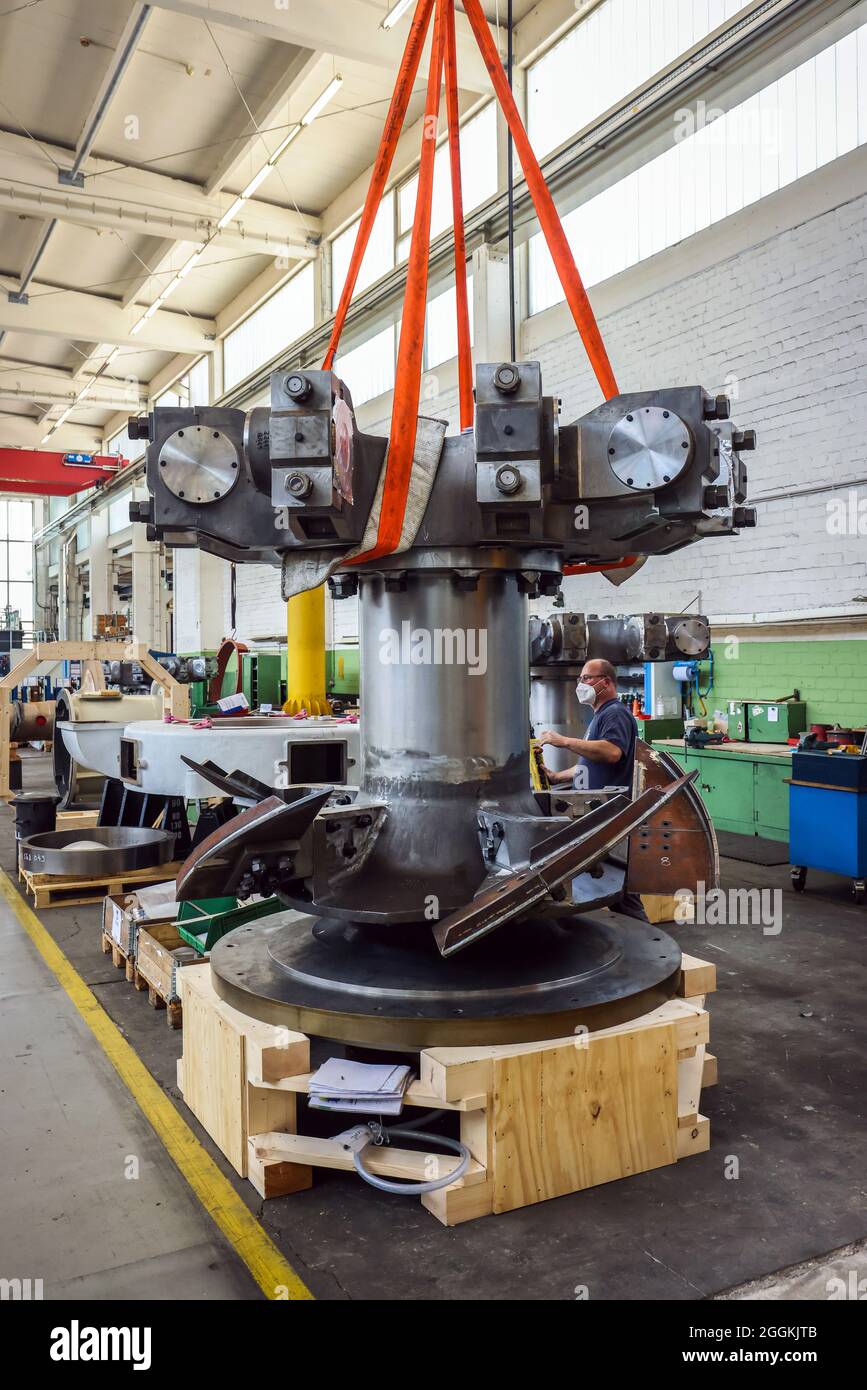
[706,639,867,728]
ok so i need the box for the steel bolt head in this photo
[495,464,522,495]
[285,372,312,401]
[493,363,520,394]
[286,471,313,499]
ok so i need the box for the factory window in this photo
[154,387,181,409]
[0,499,35,629]
[108,489,133,536]
[334,324,396,406]
[106,424,145,464]
[331,194,396,306]
[186,356,209,406]
[425,277,474,371]
[223,263,316,391]
[528,23,867,314]
[397,103,497,262]
[527,0,749,160]
[160,358,210,410]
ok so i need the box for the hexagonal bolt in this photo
[703,394,731,421]
[495,464,522,495]
[285,471,313,499]
[127,414,151,441]
[285,372,312,401]
[732,429,757,451]
[703,485,729,509]
[328,573,358,599]
[493,363,520,394]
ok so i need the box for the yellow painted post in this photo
[284,585,331,715]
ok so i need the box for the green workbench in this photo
[653,739,792,841]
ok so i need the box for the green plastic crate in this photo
[176,896,280,954]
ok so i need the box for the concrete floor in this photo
[1,753,864,1301]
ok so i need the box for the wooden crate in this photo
[56,809,100,832]
[178,965,310,1185]
[134,921,206,1029]
[177,954,717,1225]
[19,860,183,910]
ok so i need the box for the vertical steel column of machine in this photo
[355,565,534,912]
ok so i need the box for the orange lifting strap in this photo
[324,0,620,567]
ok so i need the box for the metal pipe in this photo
[69,5,152,180]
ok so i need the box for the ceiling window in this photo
[223,264,316,391]
[331,195,396,306]
[528,0,748,160]
[425,277,474,371]
[529,23,867,315]
[397,103,497,261]
[334,325,396,407]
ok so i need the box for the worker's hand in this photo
[539,729,566,748]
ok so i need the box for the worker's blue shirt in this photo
[574,698,638,791]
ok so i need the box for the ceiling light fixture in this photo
[216,76,343,230]
[301,75,343,125]
[381,0,414,30]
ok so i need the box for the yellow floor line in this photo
[0,871,313,1302]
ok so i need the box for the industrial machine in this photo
[126,358,755,1046]
[529,612,710,770]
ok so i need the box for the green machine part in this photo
[746,700,807,743]
[727,700,748,740]
[183,649,286,716]
[327,646,360,699]
[640,716,684,742]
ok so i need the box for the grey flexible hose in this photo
[352,1118,472,1196]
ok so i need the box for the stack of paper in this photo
[308,1058,413,1115]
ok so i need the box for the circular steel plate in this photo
[158,425,239,505]
[19,825,176,877]
[608,406,692,491]
[670,616,709,656]
[210,911,682,1048]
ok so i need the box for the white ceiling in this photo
[0,0,551,453]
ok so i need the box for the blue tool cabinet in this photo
[788,751,867,902]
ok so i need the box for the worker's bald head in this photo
[579,658,618,706]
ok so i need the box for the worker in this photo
[538,658,647,922]
[539,659,637,792]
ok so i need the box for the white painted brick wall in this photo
[527,188,867,621]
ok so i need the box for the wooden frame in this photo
[177,954,718,1226]
[0,640,190,800]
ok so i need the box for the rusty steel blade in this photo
[176,787,331,899]
[432,769,699,957]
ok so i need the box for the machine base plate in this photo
[209,910,682,1048]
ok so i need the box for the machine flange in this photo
[209,910,682,1048]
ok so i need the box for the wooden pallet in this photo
[177,954,718,1225]
[19,860,183,910]
[101,927,137,983]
